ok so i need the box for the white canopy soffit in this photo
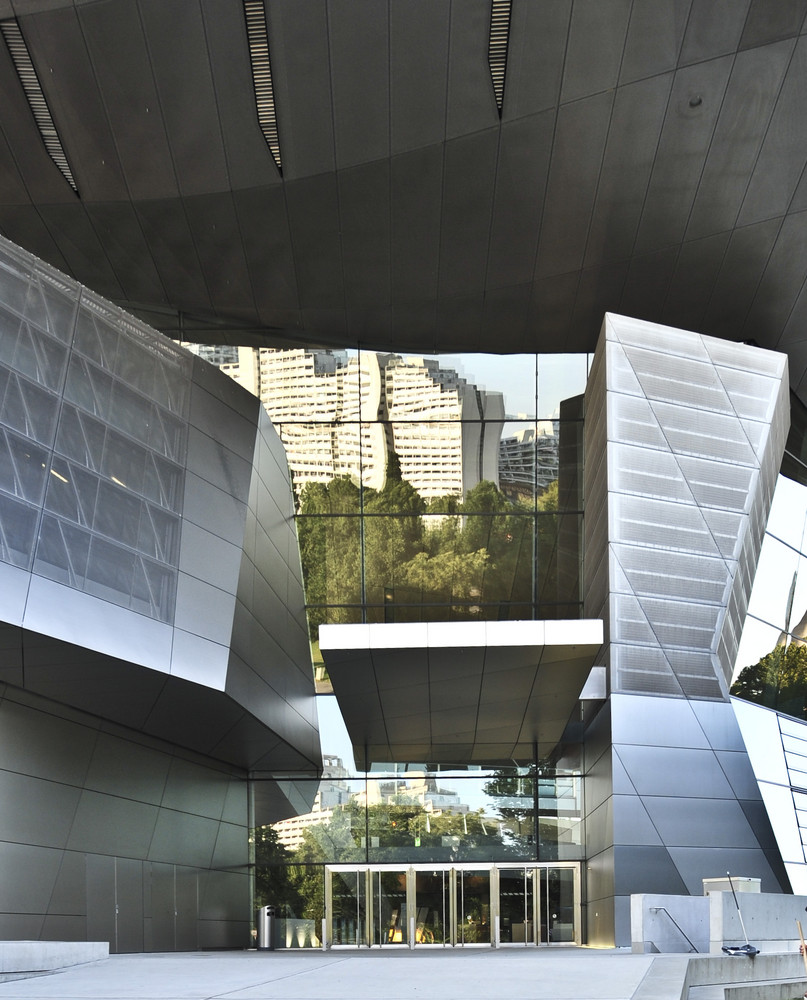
[319,620,603,766]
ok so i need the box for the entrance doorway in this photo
[324,864,579,948]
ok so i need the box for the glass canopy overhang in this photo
[319,620,603,767]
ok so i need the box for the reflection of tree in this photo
[296,475,561,634]
[731,641,807,719]
[483,767,537,856]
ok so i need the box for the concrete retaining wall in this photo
[0,941,108,976]
[632,891,807,955]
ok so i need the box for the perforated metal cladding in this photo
[0,239,194,623]
[585,315,789,700]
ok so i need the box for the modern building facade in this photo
[1,0,807,957]
[0,235,320,950]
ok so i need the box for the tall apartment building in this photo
[203,346,504,501]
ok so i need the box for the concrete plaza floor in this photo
[0,948,671,1000]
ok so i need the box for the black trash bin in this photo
[257,905,276,950]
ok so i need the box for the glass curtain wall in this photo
[250,349,591,944]
[268,350,589,688]
[254,752,585,946]
[732,473,807,718]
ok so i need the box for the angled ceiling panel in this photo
[390,144,443,305]
[265,0,334,179]
[138,0,229,198]
[231,185,299,314]
[328,0,389,170]
[635,56,734,255]
[445,0,498,139]
[560,0,632,104]
[182,192,256,317]
[134,197,212,311]
[739,0,807,49]
[572,260,631,337]
[438,127,499,299]
[19,5,127,202]
[687,40,793,241]
[619,0,691,85]
[619,248,679,327]
[83,201,168,307]
[77,0,178,201]
[504,0,569,119]
[201,0,280,191]
[585,73,672,268]
[338,159,391,309]
[285,172,343,309]
[486,112,553,291]
[744,211,807,346]
[739,36,807,227]
[536,90,614,279]
[663,231,732,334]
[389,0,450,155]
[703,216,783,339]
[679,0,752,65]
[37,201,124,300]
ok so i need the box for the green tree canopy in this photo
[731,641,807,719]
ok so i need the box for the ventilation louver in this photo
[0,19,78,193]
[488,0,512,117]
[243,0,282,173]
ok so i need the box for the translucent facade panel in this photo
[620,345,738,413]
[612,543,732,604]
[0,372,59,444]
[0,430,49,505]
[649,400,760,466]
[610,493,725,557]
[0,265,195,622]
[0,259,38,318]
[0,492,38,569]
[715,367,785,423]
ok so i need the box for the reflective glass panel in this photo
[331,870,365,945]
[371,870,408,945]
[414,870,449,944]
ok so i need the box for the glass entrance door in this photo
[455,869,491,945]
[539,867,576,944]
[371,870,408,945]
[329,868,365,946]
[498,867,535,945]
[325,863,579,948]
[413,869,450,944]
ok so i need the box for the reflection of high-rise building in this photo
[203,347,504,501]
[498,421,559,500]
[272,755,353,851]
[384,357,504,500]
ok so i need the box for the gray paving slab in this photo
[0,949,661,1000]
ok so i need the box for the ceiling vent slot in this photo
[488,0,512,117]
[0,19,78,193]
[243,0,282,174]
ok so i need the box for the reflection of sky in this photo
[416,353,592,420]
[347,349,592,421]
[733,475,807,680]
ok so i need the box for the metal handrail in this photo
[648,906,699,953]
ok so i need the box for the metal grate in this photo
[488,0,511,116]
[243,0,281,173]
[0,19,78,193]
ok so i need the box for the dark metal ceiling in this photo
[0,1,806,388]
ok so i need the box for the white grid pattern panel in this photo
[586,314,789,699]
